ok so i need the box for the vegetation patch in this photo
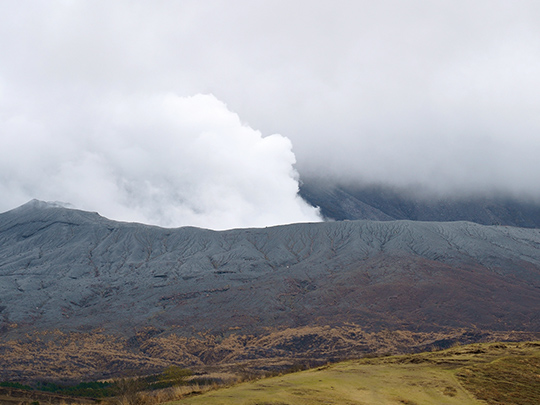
[34,381,115,398]
[0,366,195,404]
[457,354,540,405]
[0,382,33,391]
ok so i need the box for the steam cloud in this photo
[1,0,540,224]
[0,93,321,229]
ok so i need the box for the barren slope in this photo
[0,200,539,380]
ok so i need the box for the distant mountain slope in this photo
[1,200,540,380]
[299,180,540,227]
[1,199,539,340]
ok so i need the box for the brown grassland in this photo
[1,340,538,405]
[163,340,540,405]
[2,325,538,381]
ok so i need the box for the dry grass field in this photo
[166,341,540,405]
[1,340,538,405]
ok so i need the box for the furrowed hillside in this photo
[1,200,539,380]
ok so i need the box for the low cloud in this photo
[1,1,540,209]
[0,93,321,229]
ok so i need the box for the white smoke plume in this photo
[1,1,540,207]
[0,93,321,229]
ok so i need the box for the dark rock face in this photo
[1,200,539,340]
[299,180,540,228]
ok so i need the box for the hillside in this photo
[171,341,540,405]
[299,180,540,227]
[1,200,539,380]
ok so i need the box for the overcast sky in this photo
[1,1,540,228]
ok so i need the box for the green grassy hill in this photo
[169,341,540,405]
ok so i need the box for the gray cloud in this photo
[1,1,540,227]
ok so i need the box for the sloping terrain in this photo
[1,200,539,380]
[299,180,540,227]
[171,341,540,405]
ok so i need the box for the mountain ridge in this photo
[1,200,539,380]
[1,200,539,335]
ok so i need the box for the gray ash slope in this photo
[1,200,539,338]
[299,180,540,227]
